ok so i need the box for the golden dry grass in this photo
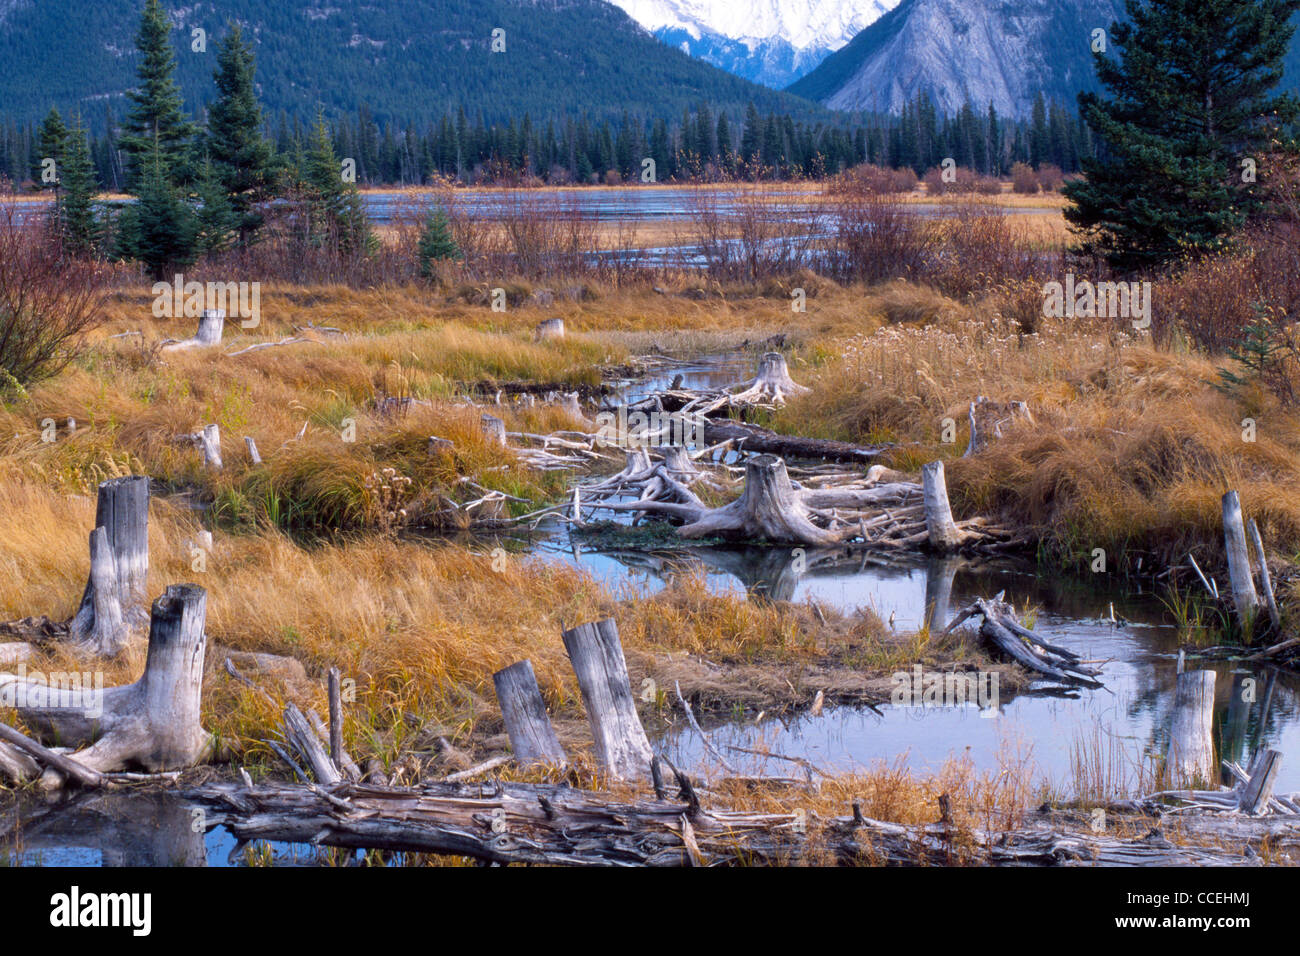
[771,301,1300,571]
[0,476,948,775]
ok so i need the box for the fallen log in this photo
[182,778,1286,866]
[701,419,888,465]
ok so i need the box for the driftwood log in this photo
[945,593,1104,687]
[0,584,213,783]
[701,419,887,465]
[181,778,1295,866]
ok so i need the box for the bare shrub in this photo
[924,166,1001,196]
[826,185,933,285]
[1010,163,1040,194]
[0,208,108,393]
[1036,164,1065,192]
[829,164,919,196]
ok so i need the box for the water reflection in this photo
[540,534,1300,793]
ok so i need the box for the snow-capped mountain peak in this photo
[611,0,892,52]
[607,0,900,87]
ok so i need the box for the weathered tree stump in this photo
[493,660,567,768]
[1240,749,1281,814]
[161,309,225,351]
[244,436,262,465]
[69,527,128,657]
[557,391,588,423]
[535,317,565,341]
[1,584,213,782]
[727,352,810,406]
[561,618,653,781]
[481,414,507,448]
[70,475,150,644]
[964,397,1032,457]
[1222,491,1260,625]
[1167,669,1217,786]
[922,461,963,552]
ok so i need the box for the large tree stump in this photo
[493,660,567,768]
[1,584,213,780]
[561,619,653,781]
[70,475,150,643]
[1166,669,1217,787]
[727,352,810,406]
[678,455,842,546]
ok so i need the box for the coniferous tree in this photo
[118,141,199,279]
[302,110,373,255]
[417,206,461,278]
[1064,0,1300,272]
[206,23,275,247]
[121,0,196,189]
[194,155,238,255]
[32,107,67,190]
[56,115,102,256]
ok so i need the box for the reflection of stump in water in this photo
[688,546,810,602]
[6,791,207,866]
[923,557,959,633]
[1221,671,1252,769]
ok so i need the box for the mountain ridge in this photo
[790,0,1300,117]
[0,0,825,125]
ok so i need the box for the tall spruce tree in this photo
[206,23,275,247]
[302,110,373,256]
[121,0,196,189]
[32,107,68,190]
[57,115,102,256]
[1064,0,1300,273]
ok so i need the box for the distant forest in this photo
[0,92,1093,190]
